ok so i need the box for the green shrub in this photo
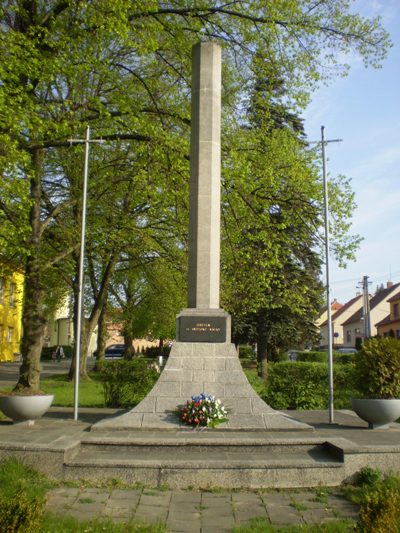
[356,466,383,488]
[263,362,356,410]
[264,362,328,409]
[357,485,400,533]
[238,345,254,359]
[334,364,358,409]
[333,352,355,365]
[354,337,400,398]
[0,488,45,533]
[294,351,354,364]
[99,359,159,408]
[296,351,327,363]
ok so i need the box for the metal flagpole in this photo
[310,127,342,423]
[320,126,342,424]
[68,127,103,421]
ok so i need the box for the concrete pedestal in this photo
[92,342,311,431]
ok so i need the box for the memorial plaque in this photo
[177,316,227,343]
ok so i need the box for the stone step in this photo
[63,434,345,488]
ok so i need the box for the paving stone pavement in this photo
[46,486,359,532]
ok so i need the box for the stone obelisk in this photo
[92,42,310,431]
[188,41,221,311]
[176,41,231,344]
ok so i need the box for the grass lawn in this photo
[0,372,106,408]
[233,518,355,532]
[41,372,105,407]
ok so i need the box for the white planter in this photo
[0,394,54,424]
[351,398,400,429]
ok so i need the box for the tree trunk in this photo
[95,301,107,367]
[158,338,164,355]
[79,319,91,377]
[15,150,46,393]
[68,279,80,381]
[69,253,119,379]
[68,315,92,381]
[15,256,46,392]
[124,331,135,359]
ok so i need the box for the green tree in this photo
[0,1,390,391]
[221,127,325,376]
[220,43,363,377]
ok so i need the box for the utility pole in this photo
[358,275,371,340]
[311,126,342,424]
[68,126,104,421]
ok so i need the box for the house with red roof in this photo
[319,294,363,349]
[375,292,400,340]
[316,298,343,328]
[341,282,400,348]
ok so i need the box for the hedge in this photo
[263,361,357,410]
[97,358,159,408]
[294,351,354,364]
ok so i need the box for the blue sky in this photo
[303,0,400,304]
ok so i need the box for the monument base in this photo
[92,342,312,431]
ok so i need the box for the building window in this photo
[8,283,16,306]
[393,303,399,319]
[346,330,351,343]
[7,327,13,342]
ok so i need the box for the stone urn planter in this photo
[352,337,400,429]
[0,394,54,424]
[351,398,400,429]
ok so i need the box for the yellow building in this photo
[0,270,24,362]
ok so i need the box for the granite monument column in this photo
[188,41,221,309]
[92,42,310,431]
[177,41,231,342]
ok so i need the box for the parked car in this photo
[336,347,357,354]
[104,344,125,359]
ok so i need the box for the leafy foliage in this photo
[263,362,356,410]
[355,474,400,533]
[98,359,159,408]
[0,458,51,533]
[0,488,45,533]
[0,1,391,389]
[354,338,400,398]
[356,467,383,489]
[295,351,355,364]
[295,351,327,363]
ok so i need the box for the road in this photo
[0,358,96,390]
